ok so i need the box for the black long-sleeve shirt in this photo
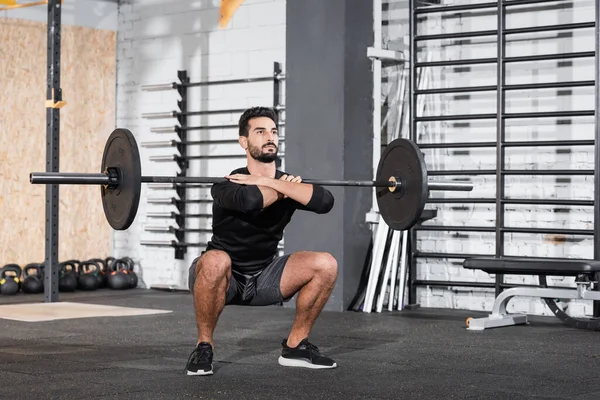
[205,167,335,274]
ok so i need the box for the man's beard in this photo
[249,143,278,163]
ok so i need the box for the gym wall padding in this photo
[0,18,116,266]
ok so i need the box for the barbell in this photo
[29,128,473,231]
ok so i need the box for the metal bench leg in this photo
[466,287,582,331]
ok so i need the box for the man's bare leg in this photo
[279,251,338,347]
[185,250,232,376]
[193,250,232,347]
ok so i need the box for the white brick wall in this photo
[114,0,286,289]
[384,0,598,318]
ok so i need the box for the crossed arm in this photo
[212,173,334,214]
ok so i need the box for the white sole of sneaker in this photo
[185,368,214,376]
[278,356,337,369]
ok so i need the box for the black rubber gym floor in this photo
[0,289,598,400]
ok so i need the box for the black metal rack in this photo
[407,0,599,309]
[140,62,285,259]
[44,0,63,302]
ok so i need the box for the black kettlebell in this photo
[0,264,22,295]
[59,260,79,292]
[88,258,108,289]
[121,257,138,289]
[77,260,100,291]
[22,263,44,294]
[107,259,130,290]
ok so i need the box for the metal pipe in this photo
[30,172,475,191]
[413,23,588,45]
[416,80,595,95]
[372,0,382,216]
[150,126,178,133]
[428,182,474,191]
[593,0,600,319]
[141,83,177,91]
[505,51,595,63]
[30,172,111,185]
[141,141,176,148]
[142,112,176,119]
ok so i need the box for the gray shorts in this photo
[188,252,292,306]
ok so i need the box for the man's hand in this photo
[279,174,302,198]
[225,174,270,187]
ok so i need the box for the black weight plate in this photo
[101,128,142,231]
[375,138,428,231]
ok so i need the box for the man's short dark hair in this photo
[238,106,278,137]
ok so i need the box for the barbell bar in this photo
[29,128,473,231]
[29,172,471,191]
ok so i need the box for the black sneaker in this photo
[184,342,214,376]
[278,338,337,369]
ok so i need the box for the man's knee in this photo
[196,250,232,285]
[313,252,338,281]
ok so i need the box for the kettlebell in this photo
[107,259,131,290]
[121,257,138,289]
[0,264,22,295]
[22,263,44,294]
[77,260,100,291]
[88,258,108,289]
[59,260,78,292]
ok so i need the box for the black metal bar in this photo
[416,113,496,122]
[416,85,496,95]
[414,280,497,289]
[427,198,496,204]
[429,169,594,176]
[504,169,594,175]
[504,110,595,119]
[505,51,595,63]
[419,142,497,149]
[502,198,594,206]
[415,1,497,14]
[408,0,418,307]
[141,176,399,188]
[146,212,213,219]
[174,70,189,260]
[428,170,496,176]
[183,154,247,160]
[505,81,596,90]
[147,197,213,204]
[415,29,497,42]
[418,139,595,149]
[496,0,506,297]
[414,225,495,232]
[181,108,247,117]
[145,226,212,233]
[184,75,280,88]
[501,227,593,235]
[412,43,590,71]
[427,169,596,176]
[426,197,594,206]
[417,110,594,122]
[414,252,492,259]
[415,0,581,14]
[413,280,576,290]
[593,0,600,318]
[507,139,595,147]
[415,80,596,96]
[45,0,62,303]
[273,62,283,168]
[504,0,573,6]
[504,21,595,35]
[415,58,497,68]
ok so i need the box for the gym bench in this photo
[462,257,600,331]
